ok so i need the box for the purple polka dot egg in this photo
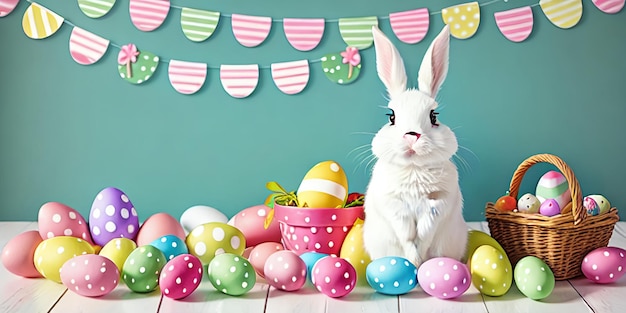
[60,254,120,297]
[159,254,203,300]
[366,256,417,295]
[417,257,471,299]
[311,256,356,298]
[89,187,139,246]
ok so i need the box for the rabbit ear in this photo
[417,25,450,98]
[372,26,407,98]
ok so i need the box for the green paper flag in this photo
[180,7,220,42]
[338,16,378,49]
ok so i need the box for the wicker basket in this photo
[485,154,619,280]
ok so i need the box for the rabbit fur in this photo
[362,25,468,268]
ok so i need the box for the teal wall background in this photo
[1,0,624,222]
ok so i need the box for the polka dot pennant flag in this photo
[231,14,272,48]
[0,0,19,17]
[494,6,534,43]
[220,64,260,98]
[180,8,220,42]
[69,27,110,65]
[441,2,480,39]
[283,18,325,51]
[168,60,207,95]
[338,16,378,49]
[539,0,582,29]
[78,0,117,19]
[389,8,430,44]
[591,0,624,13]
[129,0,170,32]
[22,2,64,39]
[117,45,160,84]
[270,59,310,95]
[321,48,361,85]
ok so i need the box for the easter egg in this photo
[207,253,256,296]
[365,256,417,295]
[312,256,357,298]
[122,245,167,293]
[136,212,186,246]
[98,237,137,273]
[89,187,139,247]
[539,199,560,217]
[535,170,571,210]
[185,222,246,265]
[34,236,96,283]
[299,251,329,282]
[248,242,284,278]
[514,256,555,300]
[159,254,203,300]
[582,246,626,284]
[60,254,120,297]
[2,230,43,278]
[180,205,229,233]
[417,257,471,299]
[462,230,506,264]
[38,202,93,244]
[264,250,308,291]
[470,245,513,296]
[517,193,541,213]
[584,195,611,216]
[149,235,189,261]
[339,218,371,284]
[296,160,348,208]
[494,194,517,211]
[228,204,282,247]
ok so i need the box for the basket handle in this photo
[508,154,585,225]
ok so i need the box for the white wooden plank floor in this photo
[1,221,625,313]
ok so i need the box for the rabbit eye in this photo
[430,110,439,127]
[386,109,396,126]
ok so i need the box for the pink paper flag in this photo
[129,0,170,32]
[283,18,325,51]
[0,0,19,17]
[220,64,259,98]
[494,6,534,43]
[389,8,430,44]
[168,60,207,95]
[231,14,272,48]
[69,27,110,65]
[271,60,309,95]
[592,0,624,13]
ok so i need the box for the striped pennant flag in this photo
[78,0,116,19]
[220,64,259,98]
[539,0,582,29]
[180,8,220,42]
[231,14,272,48]
[0,0,19,17]
[591,0,624,13]
[338,16,378,49]
[494,6,534,43]
[129,0,170,32]
[22,2,64,39]
[271,60,310,95]
[283,18,325,51]
[168,60,207,95]
[69,27,110,65]
[441,2,480,39]
[389,8,430,44]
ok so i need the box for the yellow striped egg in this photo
[540,0,582,29]
[22,3,64,39]
[296,161,348,208]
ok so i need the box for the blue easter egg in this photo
[149,235,188,260]
[299,251,328,282]
[366,256,418,295]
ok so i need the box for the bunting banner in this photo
[231,14,272,48]
[283,18,325,51]
[22,2,63,39]
[180,7,220,42]
[441,2,481,39]
[220,64,260,98]
[389,8,430,44]
[494,6,534,42]
[0,0,20,17]
[78,0,116,19]
[168,60,207,95]
[129,0,170,32]
[539,0,583,29]
[338,16,378,49]
[591,0,625,13]
[69,26,110,65]
[270,60,310,95]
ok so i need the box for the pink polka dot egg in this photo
[159,254,203,300]
[89,187,139,247]
[60,254,120,297]
[38,202,94,244]
[417,257,471,299]
[366,256,417,295]
[311,256,356,298]
[582,246,626,284]
[264,250,307,291]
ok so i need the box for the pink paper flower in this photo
[340,46,361,67]
[118,44,140,78]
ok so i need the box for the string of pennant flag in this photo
[1,0,623,98]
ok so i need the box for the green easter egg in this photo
[320,52,360,85]
[118,50,159,85]
[207,253,256,296]
[122,245,167,293]
[514,256,555,300]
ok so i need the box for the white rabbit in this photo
[362,25,468,268]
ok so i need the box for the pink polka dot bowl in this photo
[273,204,364,256]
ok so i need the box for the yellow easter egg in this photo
[339,219,371,284]
[185,222,246,265]
[470,245,513,297]
[33,236,96,283]
[462,230,506,264]
[98,237,137,273]
[296,160,348,208]
[441,1,480,39]
[22,2,64,39]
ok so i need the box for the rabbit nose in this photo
[404,131,421,143]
